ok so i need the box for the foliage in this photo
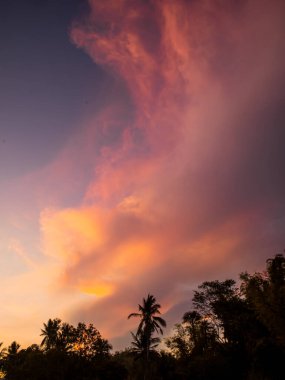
[128,294,166,359]
[40,319,111,358]
[40,318,63,351]
[72,322,112,359]
[165,323,192,359]
[1,253,285,379]
[128,294,166,379]
[241,254,285,346]
[164,253,285,379]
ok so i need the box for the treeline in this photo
[1,253,285,379]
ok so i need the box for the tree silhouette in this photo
[241,253,285,345]
[7,341,20,356]
[165,323,192,359]
[0,342,7,358]
[1,253,285,379]
[40,318,62,351]
[128,294,166,379]
[130,330,160,356]
[72,322,112,359]
[59,322,76,351]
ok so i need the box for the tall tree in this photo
[0,342,6,359]
[128,294,166,379]
[59,322,76,351]
[40,318,62,351]
[73,322,112,359]
[183,311,218,355]
[192,279,239,342]
[241,253,285,346]
[165,323,192,359]
[7,341,20,356]
[130,330,160,357]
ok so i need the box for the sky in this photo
[0,0,285,350]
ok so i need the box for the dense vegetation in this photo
[1,253,285,379]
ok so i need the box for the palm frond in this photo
[128,312,141,319]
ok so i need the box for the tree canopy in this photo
[1,253,285,379]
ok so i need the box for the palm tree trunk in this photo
[144,341,149,380]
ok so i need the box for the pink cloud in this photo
[39,0,285,348]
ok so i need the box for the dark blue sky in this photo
[0,0,114,179]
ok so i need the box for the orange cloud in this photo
[39,0,285,348]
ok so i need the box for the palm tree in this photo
[130,330,160,356]
[0,342,6,359]
[128,294,166,378]
[128,294,166,336]
[7,341,20,356]
[60,322,76,351]
[40,318,62,350]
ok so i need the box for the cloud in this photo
[39,0,285,348]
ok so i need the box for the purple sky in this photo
[0,0,285,350]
